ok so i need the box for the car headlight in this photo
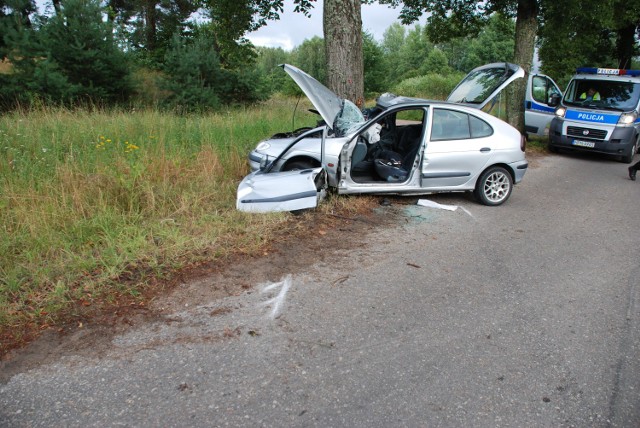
[555,107,566,118]
[256,142,271,151]
[618,111,637,125]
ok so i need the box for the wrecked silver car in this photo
[237,64,528,213]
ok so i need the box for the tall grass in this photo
[0,97,318,333]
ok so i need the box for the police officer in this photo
[579,87,600,101]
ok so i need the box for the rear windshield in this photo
[448,66,517,104]
[563,79,640,111]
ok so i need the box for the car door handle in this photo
[480,147,491,153]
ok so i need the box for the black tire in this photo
[548,142,559,153]
[282,159,318,171]
[474,166,513,206]
[620,139,637,164]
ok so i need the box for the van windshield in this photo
[564,79,640,111]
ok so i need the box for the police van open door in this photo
[525,73,562,137]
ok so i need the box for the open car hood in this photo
[447,63,525,109]
[281,64,343,130]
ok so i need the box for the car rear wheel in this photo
[474,166,513,206]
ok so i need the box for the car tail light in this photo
[521,134,527,152]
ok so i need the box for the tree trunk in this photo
[143,0,158,52]
[507,0,538,134]
[323,0,364,107]
[616,24,637,69]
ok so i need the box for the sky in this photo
[245,0,426,51]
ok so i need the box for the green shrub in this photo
[393,72,465,100]
[159,33,269,112]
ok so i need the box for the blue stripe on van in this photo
[565,109,620,124]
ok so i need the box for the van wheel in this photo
[474,166,513,206]
[620,139,638,164]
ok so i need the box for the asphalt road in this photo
[2,152,639,427]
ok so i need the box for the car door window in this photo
[469,115,493,137]
[431,109,493,141]
[532,76,562,105]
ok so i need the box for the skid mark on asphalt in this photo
[260,275,292,319]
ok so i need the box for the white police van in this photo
[548,67,640,163]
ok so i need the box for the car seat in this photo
[394,125,422,156]
[374,146,419,182]
[351,140,371,172]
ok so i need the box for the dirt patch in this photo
[0,196,407,383]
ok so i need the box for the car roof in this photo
[375,93,460,109]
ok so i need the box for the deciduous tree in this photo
[539,0,639,79]
[323,0,364,105]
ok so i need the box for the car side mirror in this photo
[260,155,273,172]
[548,93,561,107]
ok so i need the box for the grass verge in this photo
[0,98,327,353]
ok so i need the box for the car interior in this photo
[350,108,426,184]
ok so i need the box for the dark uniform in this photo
[629,160,640,181]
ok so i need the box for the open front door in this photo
[236,168,326,213]
[525,73,562,136]
[237,126,329,213]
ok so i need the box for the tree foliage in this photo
[0,0,36,57]
[362,30,388,94]
[252,17,517,98]
[1,0,638,113]
[159,28,268,112]
[1,0,133,109]
[539,0,640,81]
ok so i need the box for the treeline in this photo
[1,0,635,113]
[257,13,517,99]
[0,0,521,112]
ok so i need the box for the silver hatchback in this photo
[238,64,528,213]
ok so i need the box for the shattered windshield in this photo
[335,100,365,136]
[564,79,640,111]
